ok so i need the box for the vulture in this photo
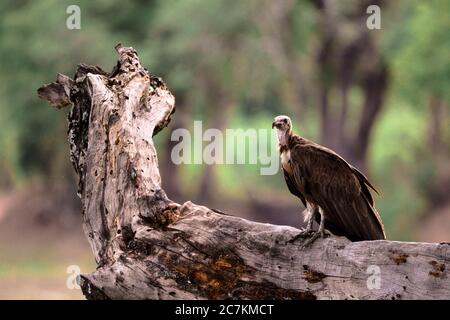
[272,115,386,245]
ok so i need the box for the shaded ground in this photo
[418,204,450,243]
[0,186,95,299]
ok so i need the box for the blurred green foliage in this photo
[0,0,449,240]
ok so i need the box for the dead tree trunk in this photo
[38,45,450,300]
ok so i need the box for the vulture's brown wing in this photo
[283,168,307,207]
[289,140,385,241]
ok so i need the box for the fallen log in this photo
[38,44,450,300]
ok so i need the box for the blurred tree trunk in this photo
[161,123,183,200]
[336,36,369,155]
[197,72,234,203]
[352,64,388,171]
[314,0,387,172]
[422,97,450,212]
[0,161,14,190]
[315,0,353,155]
[160,94,190,202]
[427,97,446,153]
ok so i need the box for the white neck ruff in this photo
[276,129,289,148]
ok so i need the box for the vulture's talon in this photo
[300,231,321,248]
[286,229,314,244]
[299,229,331,248]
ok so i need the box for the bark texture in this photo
[38,45,450,300]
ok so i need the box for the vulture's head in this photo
[272,115,292,134]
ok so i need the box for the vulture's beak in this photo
[272,121,276,129]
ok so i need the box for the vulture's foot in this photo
[300,229,332,248]
[286,229,315,244]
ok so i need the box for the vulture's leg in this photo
[305,208,315,231]
[301,207,332,247]
[286,204,316,244]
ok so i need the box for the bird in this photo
[272,115,386,246]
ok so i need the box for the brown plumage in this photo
[272,115,386,242]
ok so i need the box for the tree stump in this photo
[37,44,450,300]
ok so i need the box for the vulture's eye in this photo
[283,119,287,124]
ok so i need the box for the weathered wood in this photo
[38,44,450,300]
